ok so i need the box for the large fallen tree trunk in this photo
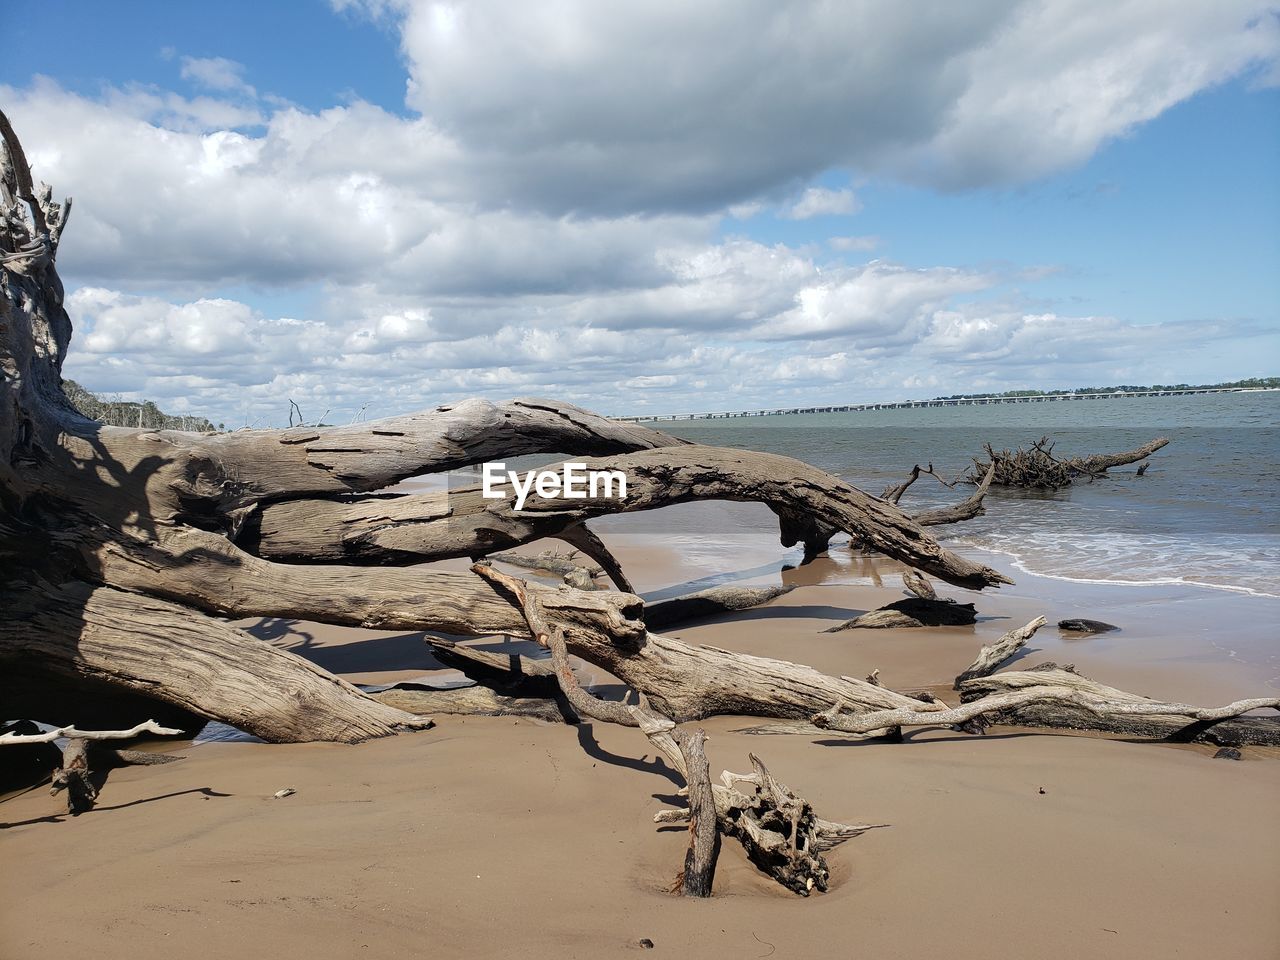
[242,447,1009,589]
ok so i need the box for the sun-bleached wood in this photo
[953,616,1047,688]
[247,448,1011,590]
[814,679,1280,743]
[0,720,182,745]
[957,665,1280,746]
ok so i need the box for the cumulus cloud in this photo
[339,0,1279,209]
[762,263,995,343]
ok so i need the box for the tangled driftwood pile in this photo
[965,435,1169,488]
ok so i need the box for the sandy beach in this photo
[3,531,1278,960]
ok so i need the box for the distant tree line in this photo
[935,377,1278,402]
[62,379,223,432]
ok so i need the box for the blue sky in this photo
[3,1,1277,424]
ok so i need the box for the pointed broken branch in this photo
[954,616,1047,688]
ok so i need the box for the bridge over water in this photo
[615,387,1277,423]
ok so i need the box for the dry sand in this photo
[3,533,1278,959]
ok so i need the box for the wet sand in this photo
[3,532,1278,959]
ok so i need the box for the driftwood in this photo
[875,459,994,529]
[966,436,1169,489]
[245,446,1009,590]
[0,720,183,744]
[809,629,1280,748]
[912,459,996,525]
[473,562,874,896]
[0,721,188,814]
[825,598,977,631]
[50,738,96,814]
[954,616,1047,688]
[813,679,1280,745]
[490,549,604,580]
[674,728,720,896]
[880,463,956,504]
[642,584,793,631]
[655,757,888,896]
[6,111,1274,894]
[900,570,936,600]
[1058,618,1119,634]
[371,683,570,723]
[1069,437,1171,475]
[957,664,1280,746]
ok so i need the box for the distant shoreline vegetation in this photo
[933,377,1278,401]
[63,379,222,432]
[622,377,1278,422]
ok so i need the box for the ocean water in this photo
[647,392,1280,599]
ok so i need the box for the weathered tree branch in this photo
[912,459,996,526]
[953,616,1047,688]
[957,664,1280,746]
[245,446,1011,590]
[642,584,793,631]
[0,719,182,745]
[814,681,1279,742]
[824,598,977,631]
[880,462,957,504]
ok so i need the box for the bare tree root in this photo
[966,437,1169,488]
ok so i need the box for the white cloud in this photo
[782,187,861,220]
[344,0,1280,208]
[763,263,995,343]
[180,56,257,98]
